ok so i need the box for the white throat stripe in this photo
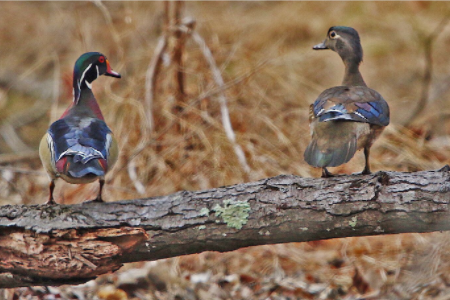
[78,63,92,89]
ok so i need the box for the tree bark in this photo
[1,168,450,288]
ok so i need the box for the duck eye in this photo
[330,31,336,38]
[98,56,105,63]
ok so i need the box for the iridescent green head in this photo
[73,52,121,103]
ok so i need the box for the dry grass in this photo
[1,2,450,299]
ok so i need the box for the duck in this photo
[39,52,121,204]
[304,26,390,178]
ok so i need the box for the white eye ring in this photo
[330,31,337,38]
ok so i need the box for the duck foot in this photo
[321,168,334,178]
[361,166,371,175]
[45,198,57,205]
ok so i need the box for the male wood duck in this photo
[304,26,390,177]
[39,52,121,204]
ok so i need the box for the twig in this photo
[0,151,39,165]
[0,166,45,175]
[0,123,31,152]
[164,1,170,30]
[403,14,450,127]
[127,159,146,195]
[0,61,57,152]
[142,1,171,134]
[123,63,264,175]
[92,0,124,61]
[0,97,53,152]
[195,59,267,102]
[171,1,187,120]
[49,52,60,124]
[191,30,251,175]
[0,59,54,100]
[5,98,50,129]
[145,35,168,133]
[1,168,28,204]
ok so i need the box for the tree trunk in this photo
[1,168,449,288]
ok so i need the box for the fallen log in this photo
[0,168,449,287]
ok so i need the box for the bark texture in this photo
[1,168,450,288]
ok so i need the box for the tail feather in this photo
[319,112,367,123]
[304,135,357,168]
[63,156,105,178]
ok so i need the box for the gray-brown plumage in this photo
[304,26,390,177]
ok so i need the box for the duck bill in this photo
[105,60,121,78]
[313,41,328,50]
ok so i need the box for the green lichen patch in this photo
[199,208,210,217]
[349,216,358,228]
[213,199,250,230]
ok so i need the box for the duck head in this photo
[73,52,121,104]
[313,26,363,66]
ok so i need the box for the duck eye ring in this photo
[98,56,105,63]
[330,31,336,38]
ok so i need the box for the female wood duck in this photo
[304,26,390,178]
[39,52,121,204]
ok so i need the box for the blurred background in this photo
[1,1,450,299]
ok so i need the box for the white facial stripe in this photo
[85,81,92,89]
[78,63,93,88]
[96,65,100,78]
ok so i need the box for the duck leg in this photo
[93,178,105,202]
[321,167,334,178]
[362,146,371,175]
[46,180,56,205]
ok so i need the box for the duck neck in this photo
[342,58,366,87]
[74,87,105,120]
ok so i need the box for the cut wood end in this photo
[0,227,148,282]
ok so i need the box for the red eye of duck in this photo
[98,56,105,63]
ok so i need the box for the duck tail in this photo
[304,134,357,168]
[57,156,106,178]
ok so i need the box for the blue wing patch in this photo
[48,117,112,163]
[354,101,390,126]
[312,87,390,127]
[312,99,328,117]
